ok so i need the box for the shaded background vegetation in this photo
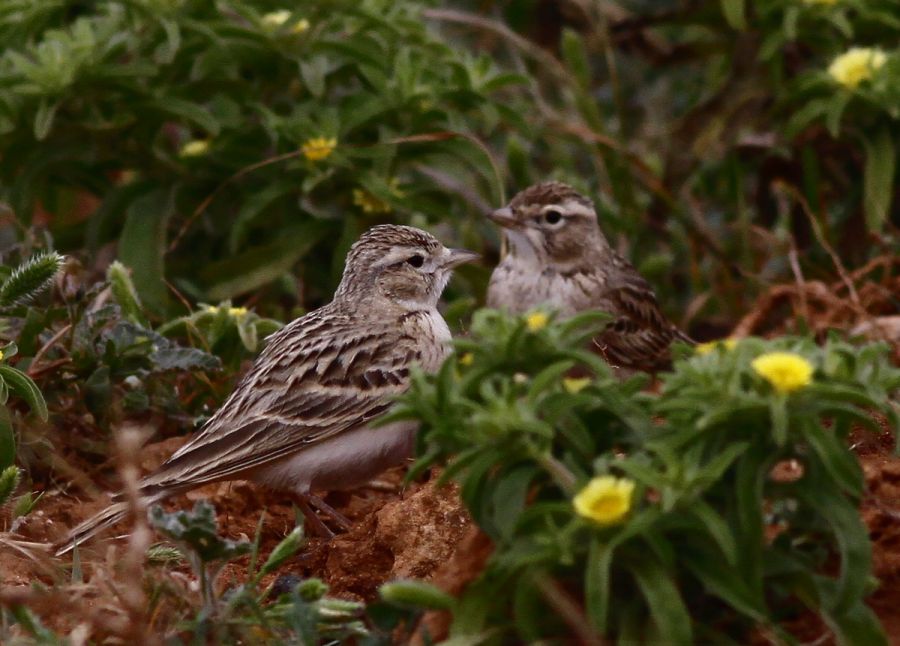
[0,0,898,641]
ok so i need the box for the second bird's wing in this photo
[136,308,419,497]
[593,255,693,371]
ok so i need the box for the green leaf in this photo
[0,366,48,421]
[118,189,173,314]
[560,30,590,89]
[797,484,871,616]
[801,419,863,497]
[145,97,220,135]
[149,500,250,563]
[630,551,692,644]
[0,465,20,506]
[33,99,59,141]
[770,395,788,446]
[201,221,331,300]
[491,465,536,539]
[680,545,767,622]
[380,580,455,610]
[687,501,739,566]
[721,0,746,30]
[106,261,146,325]
[823,599,888,646]
[0,251,65,307]
[585,537,613,634]
[862,128,895,233]
[824,92,851,138]
[257,525,305,579]
[0,406,15,468]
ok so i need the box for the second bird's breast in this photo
[487,262,592,317]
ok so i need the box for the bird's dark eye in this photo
[407,254,425,268]
[544,210,563,224]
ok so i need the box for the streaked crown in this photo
[336,224,476,307]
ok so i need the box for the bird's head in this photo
[488,181,608,270]
[337,224,478,308]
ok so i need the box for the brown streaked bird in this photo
[486,181,693,371]
[56,225,478,555]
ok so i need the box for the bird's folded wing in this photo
[137,313,417,495]
[595,267,692,369]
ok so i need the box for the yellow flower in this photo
[751,352,814,394]
[525,312,548,332]
[229,307,248,317]
[0,350,5,361]
[696,338,739,355]
[301,137,337,161]
[261,10,291,29]
[352,188,392,214]
[179,139,210,158]
[459,352,474,366]
[573,476,635,526]
[828,48,887,89]
[290,18,310,34]
[563,377,591,394]
[205,305,219,314]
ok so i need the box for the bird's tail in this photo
[52,490,172,557]
[54,501,132,556]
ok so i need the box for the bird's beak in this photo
[442,248,480,268]
[487,206,519,229]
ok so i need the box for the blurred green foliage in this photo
[0,0,517,319]
[1,0,895,337]
[391,310,899,643]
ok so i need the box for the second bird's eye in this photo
[407,254,425,268]
[544,210,563,224]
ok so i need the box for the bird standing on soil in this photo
[486,181,693,372]
[56,225,478,555]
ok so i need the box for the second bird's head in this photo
[337,224,479,308]
[488,181,608,269]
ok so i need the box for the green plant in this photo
[148,500,368,642]
[0,0,513,319]
[390,309,899,643]
[0,252,61,521]
[157,300,282,370]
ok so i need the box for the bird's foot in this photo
[294,493,352,538]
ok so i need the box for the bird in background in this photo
[56,225,478,555]
[486,181,693,372]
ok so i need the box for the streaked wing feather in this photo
[138,306,414,494]
[594,255,693,370]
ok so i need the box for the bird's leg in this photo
[295,495,336,539]
[306,494,352,532]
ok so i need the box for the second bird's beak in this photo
[442,248,480,268]
[487,206,518,228]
